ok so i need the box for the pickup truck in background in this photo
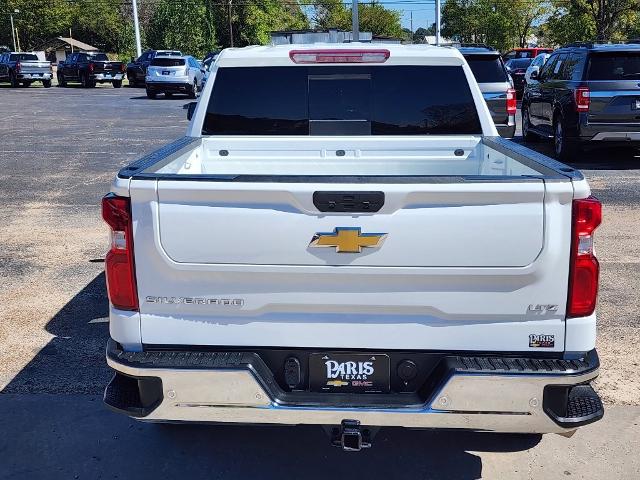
[57,52,125,88]
[103,44,604,451]
[0,52,52,88]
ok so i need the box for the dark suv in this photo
[458,46,516,138]
[522,42,640,159]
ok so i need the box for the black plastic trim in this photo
[543,384,604,428]
[103,371,163,417]
[117,136,201,179]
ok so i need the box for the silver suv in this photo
[458,46,516,138]
[145,55,204,99]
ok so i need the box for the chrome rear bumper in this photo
[105,340,602,434]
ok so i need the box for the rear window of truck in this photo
[151,58,185,67]
[587,51,640,80]
[9,53,38,61]
[464,55,508,82]
[203,66,482,135]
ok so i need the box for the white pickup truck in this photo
[103,44,603,450]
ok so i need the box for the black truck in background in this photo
[57,52,125,88]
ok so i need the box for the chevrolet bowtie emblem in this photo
[326,380,349,387]
[309,227,387,253]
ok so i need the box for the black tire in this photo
[188,81,197,99]
[553,116,577,161]
[42,79,52,88]
[9,71,19,88]
[146,89,156,99]
[57,73,67,87]
[522,106,538,142]
[127,72,137,87]
[81,72,95,88]
[113,80,122,88]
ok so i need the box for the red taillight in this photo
[15,62,21,73]
[575,86,590,112]
[88,62,95,73]
[120,63,125,73]
[289,49,390,64]
[506,88,517,115]
[102,194,138,311]
[568,196,601,317]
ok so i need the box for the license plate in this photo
[162,71,170,75]
[309,353,390,393]
[633,99,640,110]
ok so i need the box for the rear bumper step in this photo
[105,339,602,433]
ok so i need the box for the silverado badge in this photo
[309,227,387,253]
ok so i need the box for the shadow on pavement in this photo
[1,273,111,394]
[2,391,542,480]
[1,273,541,479]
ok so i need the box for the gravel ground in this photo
[0,85,639,406]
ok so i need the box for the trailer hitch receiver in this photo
[331,419,372,452]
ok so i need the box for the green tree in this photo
[146,0,216,57]
[1,0,73,50]
[312,1,403,38]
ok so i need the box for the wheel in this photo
[81,72,95,88]
[113,80,122,88]
[127,72,137,87]
[522,106,538,142]
[553,116,577,161]
[188,81,197,99]
[146,89,156,99]
[42,79,52,88]
[9,71,19,88]
[57,73,66,87]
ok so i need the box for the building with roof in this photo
[33,37,98,63]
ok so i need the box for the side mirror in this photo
[530,68,539,80]
[186,102,197,121]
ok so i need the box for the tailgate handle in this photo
[313,191,384,213]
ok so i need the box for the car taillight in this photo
[88,62,95,73]
[568,196,601,317]
[120,63,125,73]
[506,88,517,115]
[289,49,390,64]
[575,86,590,112]
[102,194,138,311]
[15,62,21,73]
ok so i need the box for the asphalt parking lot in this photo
[1,84,639,479]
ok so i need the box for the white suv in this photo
[145,55,204,99]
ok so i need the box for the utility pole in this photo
[352,0,359,42]
[132,0,142,57]
[410,11,413,43]
[228,0,233,47]
[9,9,18,52]
[435,0,441,45]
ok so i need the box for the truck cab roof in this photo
[215,43,466,68]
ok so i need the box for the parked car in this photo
[57,52,125,88]
[503,47,553,61]
[103,44,603,448]
[458,46,516,137]
[126,49,182,87]
[525,52,551,85]
[505,57,533,97]
[522,42,640,160]
[145,55,204,99]
[201,51,220,90]
[0,52,52,88]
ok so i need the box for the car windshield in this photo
[9,53,38,61]
[464,55,508,82]
[203,65,482,136]
[151,58,186,67]
[587,51,640,80]
[89,54,109,61]
[506,59,532,70]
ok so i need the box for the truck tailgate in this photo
[131,176,574,352]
